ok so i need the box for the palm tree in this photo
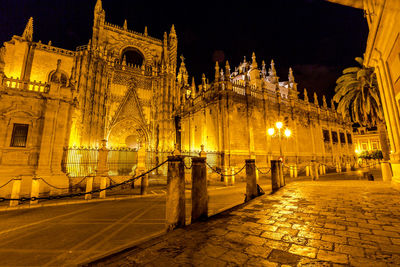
[333,57,390,161]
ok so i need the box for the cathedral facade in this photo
[0,0,354,193]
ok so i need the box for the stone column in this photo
[96,140,109,199]
[10,177,22,207]
[230,167,236,185]
[30,176,40,205]
[166,156,185,230]
[191,157,208,222]
[245,159,257,201]
[85,174,94,200]
[271,160,280,192]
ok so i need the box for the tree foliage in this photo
[333,57,383,127]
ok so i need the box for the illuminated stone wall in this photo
[179,56,355,169]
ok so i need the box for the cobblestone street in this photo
[91,180,400,266]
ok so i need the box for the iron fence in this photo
[61,147,98,177]
[107,148,137,176]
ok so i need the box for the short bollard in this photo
[294,165,298,178]
[338,163,342,173]
[336,163,340,173]
[245,159,257,201]
[223,168,229,186]
[306,165,310,176]
[140,172,148,195]
[314,163,319,180]
[319,165,323,176]
[323,164,326,174]
[85,175,94,200]
[290,166,294,178]
[279,161,285,186]
[346,162,351,172]
[30,176,40,205]
[99,176,107,199]
[166,156,185,230]
[10,177,22,207]
[191,157,208,222]
[310,161,316,180]
[230,167,236,185]
[255,167,259,184]
[271,160,280,192]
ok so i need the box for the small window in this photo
[332,131,338,143]
[10,124,29,147]
[323,129,330,143]
[347,133,353,144]
[340,132,346,143]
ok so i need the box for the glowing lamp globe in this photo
[284,129,291,137]
[268,128,275,136]
[276,121,283,129]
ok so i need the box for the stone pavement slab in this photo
[88,180,400,266]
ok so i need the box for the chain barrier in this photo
[206,162,246,177]
[0,160,169,203]
[0,178,15,190]
[39,178,70,190]
[255,165,271,175]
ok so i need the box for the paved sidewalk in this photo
[90,180,400,266]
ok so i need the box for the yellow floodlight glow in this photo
[276,121,283,129]
[284,129,291,137]
[268,128,275,136]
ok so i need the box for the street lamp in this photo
[268,121,291,161]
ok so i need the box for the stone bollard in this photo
[245,159,257,201]
[346,162,351,172]
[85,175,94,200]
[230,167,236,185]
[314,163,319,180]
[140,172,149,195]
[223,168,229,186]
[306,165,310,176]
[10,177,22,207]
[336,162,340,173]
[99,176,107,199]
[279,161,285,186]
[191,157,208,222]
[30,176,40,205]
[290,165,294,178]
[255,167,259,184]
[294,165,298,178]
[271,160,280,192]
[310,160,316,180]
[166,156,185,230]
[323,164,326,174]
[319,165,324,176]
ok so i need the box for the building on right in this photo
[327,0,400,184]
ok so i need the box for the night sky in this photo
[0,0,368,101]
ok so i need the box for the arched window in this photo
[121,47,144,66]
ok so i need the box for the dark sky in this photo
[0,0,368,100]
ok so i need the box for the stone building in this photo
[0,0,355,195]
[177,53,354,170]
[326,0,400,183]
[353,127,382,153]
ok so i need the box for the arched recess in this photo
[120,47,145,66]
[107,118,149,149]
[47,70,68,86]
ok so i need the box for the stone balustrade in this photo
[1,77,50,93]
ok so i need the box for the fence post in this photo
[294,164,298,178]
[85,174,94,200]
[97,140,109,199]
[271,160,280,192]
[310,160,316,180]
[255,167,259,184]
[230,167,236,185]
[346,162,351,172]
[137,146,148,195]
[290,165,294,178]
[10,177,22,207]
[306,165,310,176]
[323,164,326,174]
[166,155,185,230]
[30,176,40,205]
[315,163,319,180]
[191,157,208,222]
[245,159,257,201]
[99,176,107,199]
[279,161,285,186]
[223,168,229,186]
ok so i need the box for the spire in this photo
[322,95,328,108]
[215,61,220,81]
[170,24,176,37]
[288,67,295,83]
[177,55,188,86]
[22,17,33,42]
[144,26,148,36]
[191,77,196,98]
[123,19,127,30]
[225,60,230,76]
[269,59,277,77]
[95,0,102,11]
[122,55,127,66]
[304,88,309,102]
[251,52,258,69]
[314,92,319,106]
[261,60,266,77]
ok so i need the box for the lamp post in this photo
[268,121,291,161]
